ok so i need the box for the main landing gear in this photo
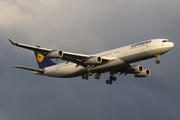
[82,72,117,85]
[82,74,89,80]
[82,72,100,80]
[155,55,161,64]
[94,73,100,79]
[106,76,116,85]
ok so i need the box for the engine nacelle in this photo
[84,57,102,64]
[46,50,63,58]
[134,69,150,77]
[126,65,143,74]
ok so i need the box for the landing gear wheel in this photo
[109,80,113,85]
[94,74,100,79]
[84,75,89,80]
[155,55,161,64]
[109,76,113,80]
[109,76,116,81]
[88,72,92,76]
[106,80,109,84]
[112,77,116,81]
[155,60,160,64]
[82,75,85,79]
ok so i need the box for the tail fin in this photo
[34,48,56,69]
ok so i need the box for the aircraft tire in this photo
[155,60,160,64]
[85,76,89,80]
[106,80,109,84]
[109,80,113,85]
[113,77,116,81]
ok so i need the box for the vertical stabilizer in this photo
[34,48,56,69]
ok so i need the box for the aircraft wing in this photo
[8,39,52,53]
[9,39,111,66]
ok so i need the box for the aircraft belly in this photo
[44,64,86,78]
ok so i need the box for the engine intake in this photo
[134,69,150,77]
[84,57,102,64]
[46,50,63,58]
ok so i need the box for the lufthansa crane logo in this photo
[37,53,44,63]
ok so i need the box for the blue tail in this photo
[34,49,56,69]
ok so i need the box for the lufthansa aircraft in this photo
[9,38,174,85]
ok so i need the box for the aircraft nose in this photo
[170,42,174,48]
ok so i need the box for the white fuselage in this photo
[42,39,174,78]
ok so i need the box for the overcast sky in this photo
[0,0,180,120]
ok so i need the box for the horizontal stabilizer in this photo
[13,65,45,73]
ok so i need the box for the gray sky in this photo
[0,0,180,120]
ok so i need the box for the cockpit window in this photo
[162,40,170,42]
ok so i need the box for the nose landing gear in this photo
[155,55,161,64]
[155,60,160,64]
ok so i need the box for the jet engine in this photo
[134,69,150,77]
[46,50,63,58]
[126,65,143,74]
[84,57,102,64]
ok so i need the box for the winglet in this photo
[8,39,17,45]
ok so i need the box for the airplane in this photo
[8,38,174,85]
